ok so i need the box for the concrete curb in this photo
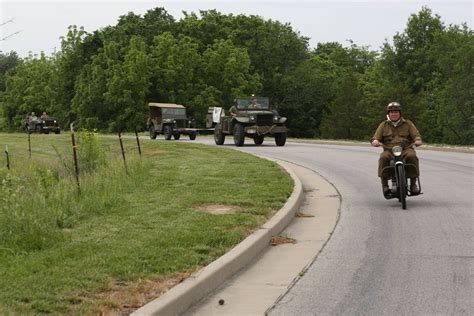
[131,160,304,316]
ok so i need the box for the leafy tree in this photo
[0,52,22,130]
[106,36,151,131]
[71,42,121,129]
[201,39,262,106]
[320,71,364,139]
[280,56,337,137]
[418,24,473,144]
[177,10,309,101]
[1,54,56,129]
[51,25,89,127]
[383,6,444,94]
[0,51,21,92]
[150,32,202,105]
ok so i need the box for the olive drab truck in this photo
[212,96,287,146]
[146,103,197,140]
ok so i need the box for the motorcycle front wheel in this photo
[396,164,407,209]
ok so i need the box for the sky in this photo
[1,0,472,58]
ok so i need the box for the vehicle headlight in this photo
[249,115,255,122]
[274,115,278,122]
[54,120,57,123]
[392,146,403,157]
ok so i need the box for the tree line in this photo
[0,6,472,144]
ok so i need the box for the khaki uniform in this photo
[371,117,422,179]
[229,105,237,115]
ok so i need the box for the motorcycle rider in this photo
[371,102,422,195]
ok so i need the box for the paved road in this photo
[197,138,473,315]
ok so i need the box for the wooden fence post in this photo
[28,132,32,158]
[4,145,10,170]
[70,123,80,194]
[118,131,128,174]
[135,128,142,156]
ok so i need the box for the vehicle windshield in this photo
[236,97,270,110]
[162,108,186,116]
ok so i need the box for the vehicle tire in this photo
[254,135,264,145]
[164,125,172,140]
[149,125,157,139]
[397,164,407,209]
[55,130,61,134]
[233,123,245,146]
[173,133,181,140]
[214,124,225,145]
[44,131,50,134]
[275,132,286,146]
[189,132,197,140]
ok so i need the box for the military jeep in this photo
[213,96,287,146]
[146,103,197,140]
[24,116,61,134]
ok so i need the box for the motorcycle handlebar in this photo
[379,142,416,150]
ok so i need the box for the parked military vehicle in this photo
[24,116,61,134]
[146,103,197,140]
[212,96,287,146]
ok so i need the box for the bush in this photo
[77,129,107,173]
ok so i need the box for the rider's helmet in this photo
[387,102,401,113]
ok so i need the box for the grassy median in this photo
[0,132,293,315]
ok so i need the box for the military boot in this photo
[410,178,420,195]
[381,178,390,196]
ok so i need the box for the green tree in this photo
[280,56,337,137]
[71,42,121,129]
[418,24,473,144]
[201,39,262,106]
[317,43,377,139]
[1,54,56,129]
[150,32,202,104]
[106,36,151,131]
[51,25,89,127]
[383,6,444,94]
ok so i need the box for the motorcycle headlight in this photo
[392,146,403,157]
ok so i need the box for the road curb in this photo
[131,159,304,316]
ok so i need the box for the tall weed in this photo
[0,146,144,254]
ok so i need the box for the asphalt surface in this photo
[134,137,473,315]
[235,141,473,315]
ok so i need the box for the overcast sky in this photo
[1,0,472,58]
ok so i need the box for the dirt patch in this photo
[93,271,194,315]
[195,204,242,215]
[271,235,297,246]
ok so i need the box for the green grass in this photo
[0,132,293,314]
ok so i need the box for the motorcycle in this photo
[381,142,422,209]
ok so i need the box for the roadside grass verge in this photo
[0,133,293,314]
